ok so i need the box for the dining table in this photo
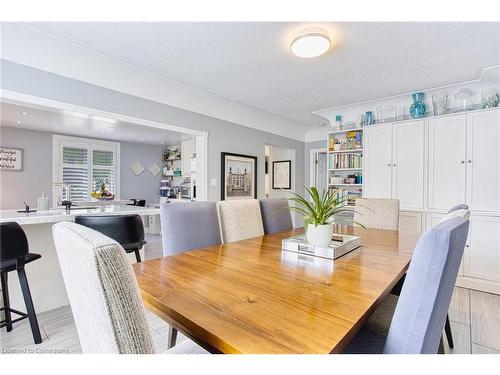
[133,225,420,354]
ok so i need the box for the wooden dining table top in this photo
[133,226,420,354]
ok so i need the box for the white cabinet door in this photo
[393,120,425,209]
[399,211,422,233]
[428,115,467,210]
[364,124,393,199]
[466,110,500,212]
[464,215,500,282]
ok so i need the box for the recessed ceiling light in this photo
[16,121,21,124]
[290,28,331,58]
[21,111,28,115]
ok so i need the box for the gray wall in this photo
[1,60,305,212]
[0,125,165,209]
[0,126,53,210]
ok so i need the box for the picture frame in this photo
[221,152,257,200]
[0,146,23,171]
[272,160,291,189]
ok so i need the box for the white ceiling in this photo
[0,102,192,146]
[22,22,500,126]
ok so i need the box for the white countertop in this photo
[0,205,160,225]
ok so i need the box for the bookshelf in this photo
[327,128,363,206]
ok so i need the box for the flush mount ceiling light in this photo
[290,28,331,58]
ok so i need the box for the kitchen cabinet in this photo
[427,114,467,210]
[466,110,500,212]
[399,211,422,233]
[464,215,500,283]
[364,119,424,210]
[181,138,195,177]
[364,124,392,199]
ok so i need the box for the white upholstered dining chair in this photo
[217,199,265,243]
[52,221,207,354]
[353,198,400,230]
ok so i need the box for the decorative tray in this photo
[282,233,361,260]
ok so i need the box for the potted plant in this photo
[288,187,363,247]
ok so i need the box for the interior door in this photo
[428,114,467,210]
[314,151,328,194]
[393,120,425,209]
[466,110,500,212]
[464,215,500,282]
[363,124,393,199]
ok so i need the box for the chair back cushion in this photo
[383,217,469,354]
[160,201,222,256]
[259,198,293,234]
[0,222,29,262]
[218,199,264,243]
[75,215,145,249]
[52,222,154,354]
[353,198,400,230]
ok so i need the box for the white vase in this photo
[306,224,333,247]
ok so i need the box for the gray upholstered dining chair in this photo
[52,222,207,354]
[353,198,400,230]
[217,199,264,243]
[160,201,222,257]
[448,204,468,213]
[160,201,222,349]
[343,216,469,354]
[259,198,293,234]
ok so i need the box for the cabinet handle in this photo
[387,163,392,167]
[461,161,465,164]
[465,244,470,248]
[467,160,472,164]
[392,164,396,167]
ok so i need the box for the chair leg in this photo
[134,250,142,263]
[444,314,454,348]
[1,272,13,332]
[438,336,445,354]
[167,325,178,349]
[17,268,42,344]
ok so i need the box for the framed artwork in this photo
[130,160,144,175]
[272,160,291,189]
[148,162,161,177]
[0,147,23,171]
[221,152,257,200]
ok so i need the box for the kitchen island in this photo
[0,205,160,313]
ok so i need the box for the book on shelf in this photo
[329,153,363,169]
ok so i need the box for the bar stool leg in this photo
[134,250,142,263]
[17,268,42,344]
[1,272,13,332]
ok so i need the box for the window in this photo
[53,135,120,204]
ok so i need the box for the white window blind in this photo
[92,149,115,194]
[54,136,120,204]
[62,146,89,202]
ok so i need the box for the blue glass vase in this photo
[410,92,426,119]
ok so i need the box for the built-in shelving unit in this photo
[327,128,363,206]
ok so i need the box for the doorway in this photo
[310,148,327,193]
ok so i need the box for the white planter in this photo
[306,224,333,247]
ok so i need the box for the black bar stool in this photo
[0,222,42,344]
[75,215,146,262]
